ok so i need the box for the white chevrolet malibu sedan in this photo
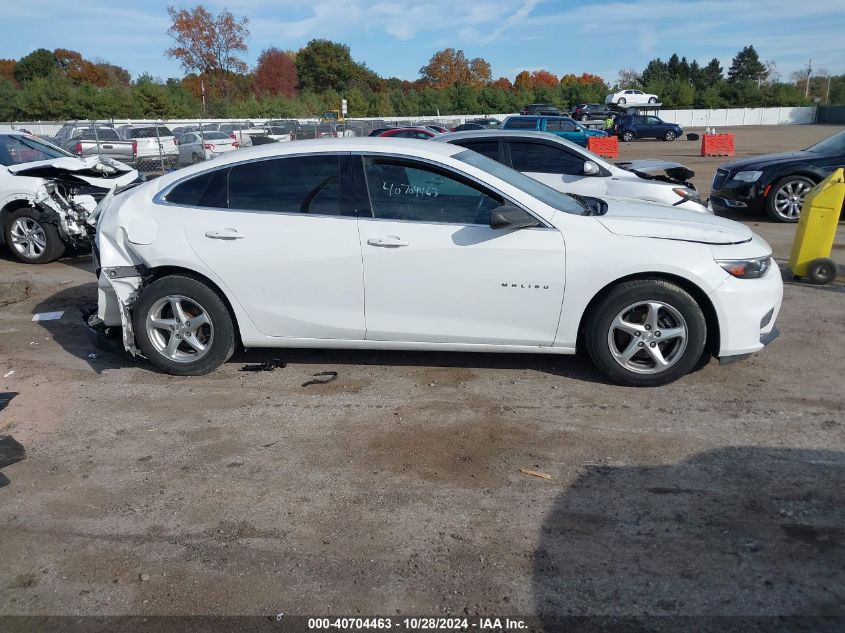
[93,138,782,386]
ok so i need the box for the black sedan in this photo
[709,130,845,222]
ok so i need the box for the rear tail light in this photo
[74,142,83,155]
[131,140,137,156]
[229,133,237,140]
[232,142,240,148]
[203,143,214,150]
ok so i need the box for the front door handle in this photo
[367,235,408,248]
[205,228,245,240]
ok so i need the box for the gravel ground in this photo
[0,124,843,628]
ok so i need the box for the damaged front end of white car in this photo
[2,156,139,263]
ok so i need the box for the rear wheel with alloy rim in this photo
[617,97,626,105]
[622,131,635,142]
[766,176,814,222]
[585,280,706,386]
[133,275,235,375]
[4,208,65,264]
[664,130,676,141]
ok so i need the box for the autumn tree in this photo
[166,5,249,81]
[0,60,16,83]
[419,49,491,88]
[491,76,512,90]
[531,69,558,87]
[513,70,533,92]
[254,48,298,98]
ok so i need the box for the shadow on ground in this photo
[31,281,617,383]
[533,446,845,631]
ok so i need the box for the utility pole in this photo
[201,78,207,115]
[826,75,832,105]
[804,59,812,99]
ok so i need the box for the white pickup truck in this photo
[117,125,179,171]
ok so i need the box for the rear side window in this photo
[546,119,576,132]
[508,141,585,175]
[453,140,499,161]
[504,118,539,130]
[165,169,228,208]
[228,155,342,215]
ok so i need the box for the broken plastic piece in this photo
[302,371,338,387]
[32,311,64,322]
[241,359,287,372]
[520,468,552,480]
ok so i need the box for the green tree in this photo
[0,78,19,120]
[728,45,766,83]
[14,49,57,83]
[296,39,358,93]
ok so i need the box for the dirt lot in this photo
[0,124,843,628]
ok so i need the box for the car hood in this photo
[614,159,695,185]
[8,155,138,188]
[596,198,752,244]
[720,150,814,171]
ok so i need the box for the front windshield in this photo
[454,149,586,215]
[806,131,845,154]
[0,135,73,166]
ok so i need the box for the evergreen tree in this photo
[728,46,767,82]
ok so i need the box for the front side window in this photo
[0,135,73,165]
[508,141,585,175]
[362,156,502,225]
[228,155,341,215]
[646,117,661,125]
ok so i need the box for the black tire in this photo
[806,258,838,285]
[663,130,676,141]
[132,275,236,375]
[584,279,707,387]
[648,97,658,104]
[622,131,635,142]
[765,175,815,223]
[3,207,66,264]
[617,97,626,105]
[191,152,201,164]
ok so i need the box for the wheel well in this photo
[0,199,34,245]
[145,266,242,345]
[577,273,720,355]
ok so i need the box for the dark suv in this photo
[614,115,683,142]
[520,103,562,116]
[571,103,613,122]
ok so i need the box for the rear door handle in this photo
[367,235,408,248]
[205,228,245,240]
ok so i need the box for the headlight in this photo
[672,187,701,204]
[717,256,772,279]
[732,170,763,183]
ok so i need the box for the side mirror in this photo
[489,205,540,230]
[583,160,600,176]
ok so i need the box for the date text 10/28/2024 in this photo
[305,618,528,630]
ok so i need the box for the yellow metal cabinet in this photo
[788,168,844,284]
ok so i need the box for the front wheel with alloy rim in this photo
[133,275,236,375]
[585,280,707,386]
[4,207,65,264]
[766,176,815,222]
[663,130,676,141]
[621,131,635,142]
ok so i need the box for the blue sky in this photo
[4,0,843,83]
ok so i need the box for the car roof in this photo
[152,138,466,187]
[434,129,588,151]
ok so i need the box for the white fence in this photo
[656,106,817,127]
[0,106,821,137]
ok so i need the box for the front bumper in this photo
[709,182,766,214]
[710,259,783,360]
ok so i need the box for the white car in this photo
[0,133,137,263]
[436,130,709,214]
[94,139,782,386]
[177,131,239,166]
[605,89,659,106]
